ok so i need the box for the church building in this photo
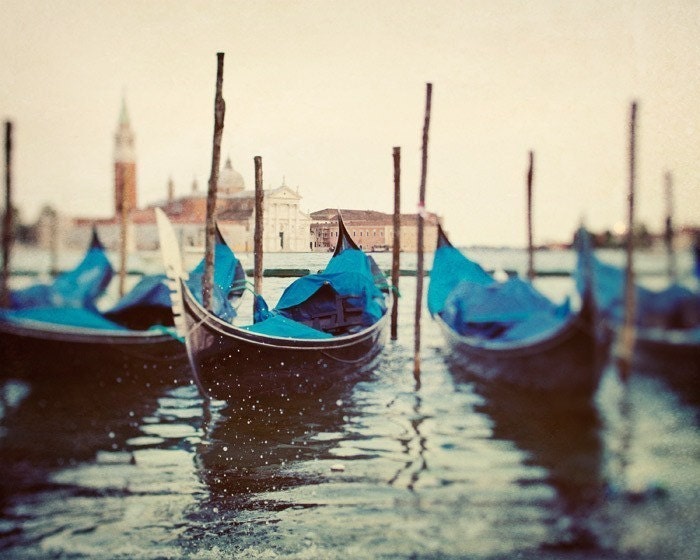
[152,159,312,253]
[69,100,311,253]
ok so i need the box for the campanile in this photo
[114,98,137,216]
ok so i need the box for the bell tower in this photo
[114,97,137,216]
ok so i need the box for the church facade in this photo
[69,101,311,253]
[62,100,435,256]
[150,161,312,253]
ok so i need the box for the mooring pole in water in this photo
[49,210,59,277]
[203,52,226,311]
[526,150,535,282]
[1,121,12,307]
[617,101,638,380]
[664,170,677,282]
[413,83,432,378]
[253,155,264,301]
[118,177,129,297]
[391,146,401,340]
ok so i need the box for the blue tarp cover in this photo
[243,314,333,339]
[574,231,700,329]
[275,249,386,328]
[440,277,570,341]
[0,307,128,330]
[245,247,387,338]
[429,242,571,342]
[103,274,175,330]
[427,244,492,316]
[106,274,171,314]
[9,236,114,311]
[3,231,244,333]
[186,241,246,322]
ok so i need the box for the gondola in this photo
[427,224,603,396]
[574,227,700,397]
[156,209,389,402]
[0,226,245,378]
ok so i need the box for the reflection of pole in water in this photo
[386,393,427,491]
[601,373,633,494]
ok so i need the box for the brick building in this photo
[310,209,439,253]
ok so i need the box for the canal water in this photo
[0,248,698,559]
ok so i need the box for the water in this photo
[0,249,698,559]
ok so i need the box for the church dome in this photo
[218,157,245,194]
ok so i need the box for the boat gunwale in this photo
[181,279,388,352]
[0,315,179,345]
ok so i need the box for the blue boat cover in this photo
[186,239,247,322]
[428,234,571,342]
[106,274,171,313]
[574,228,700,329]
[243,246,387,338]
[275,248,387,329]
[2,227,244,333]
[243,313,333,339]
[440,277,570,341]
[9,229,114,311]
[103,274,175,330]
[427,243,494,316]
[0,306,127,331]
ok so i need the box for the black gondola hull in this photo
[0,319,188,382]
[437,314,604,396]
[181,283,387,401]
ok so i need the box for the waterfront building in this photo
[150,163,312,253]
[65,98,311,253]
[310,209,439,253]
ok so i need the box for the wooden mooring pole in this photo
[1,121,12,307]
[203,52,226,311]
[413,83,432,378]
[253,155,264,301]
[617,101,638,379]
[118,182,129,297]
[664,170,676,282]
[526,150,535,282]
[390,146,401,340]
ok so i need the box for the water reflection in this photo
[448,364,606,551]
[193,380,358,512]
[386,392,428,491]
[0,371,191,552]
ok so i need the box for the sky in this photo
[1,0,699,247]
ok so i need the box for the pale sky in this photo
[1,0,698,247]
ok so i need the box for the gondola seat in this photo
[301,293,366,334]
